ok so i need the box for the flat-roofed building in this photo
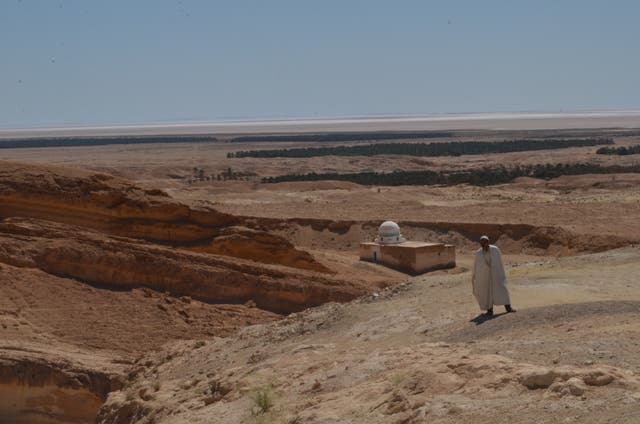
[360,221,455,275]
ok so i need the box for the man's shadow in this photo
[470,312,508,325]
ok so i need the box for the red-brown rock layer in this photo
[0,350,122,423]
[0,161,326,272]
[188,226,331,273]
[0,217,366,313]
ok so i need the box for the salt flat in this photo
[2,110,640,139]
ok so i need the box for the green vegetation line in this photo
[229,138,612,158]
[597,145,640,155]
[262,163,640,186]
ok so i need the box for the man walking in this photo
[472,236,515,316]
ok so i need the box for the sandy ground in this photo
[2,126,640,422]
[2,132,640,242]
[172,175,640,240]
[99,246,640,423]
[3,133,640,182]
[0,264,280,357]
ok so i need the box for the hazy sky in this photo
[2,0,639,128]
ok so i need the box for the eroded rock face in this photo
[0,160,384,422]
[0,161,326,272]
[0,351,122,424]
[518,364,629,392]
[0,162,232,241]
[0,217,366,313]
[0,261,280,421]
[187,226,331,273]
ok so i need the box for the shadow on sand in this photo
[470,312,508,325]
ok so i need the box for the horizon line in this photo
[3,108,640,132]
[2,109,640,139]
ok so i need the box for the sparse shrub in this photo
[251,385,274,416]
[208,379,231,396]
[391,373,406,387]
[194,340,206,349]
[203,378,233,405]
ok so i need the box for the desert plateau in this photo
[1,119,640,423]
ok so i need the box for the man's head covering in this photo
[479,235,489,242]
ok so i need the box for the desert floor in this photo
[100,246,640,423]
[2,125,640,423]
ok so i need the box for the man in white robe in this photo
[472,236,515,316]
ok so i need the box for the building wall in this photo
[413,245,456,273]
[359,244,381,263]
[378,244,416,274]
[359,242,455,275]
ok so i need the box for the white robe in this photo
[472,245,511,310]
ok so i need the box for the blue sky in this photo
[1,0,639,127]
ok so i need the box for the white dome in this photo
[378,221,400,237]
[376,221,405,245]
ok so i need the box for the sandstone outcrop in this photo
[518,364,633,392]
[0,161,326,272]
[187,225,331,273]
[0,160,386,423]
[0,217,368,313]
[0,349,123,424]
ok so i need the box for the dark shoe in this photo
[484,308,494,317]
[505,305,516,313]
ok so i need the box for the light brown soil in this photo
[0,160,399,422]
[1,127,640,423]
[0,264,278,355]
[98,247,640,423]
[5,132,634,240]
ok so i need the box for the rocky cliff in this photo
[0,349,122,424]
[0,161,327,272]
[0,160,389,423]
[0,217,365,313]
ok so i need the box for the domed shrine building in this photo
[359,221,455,275]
